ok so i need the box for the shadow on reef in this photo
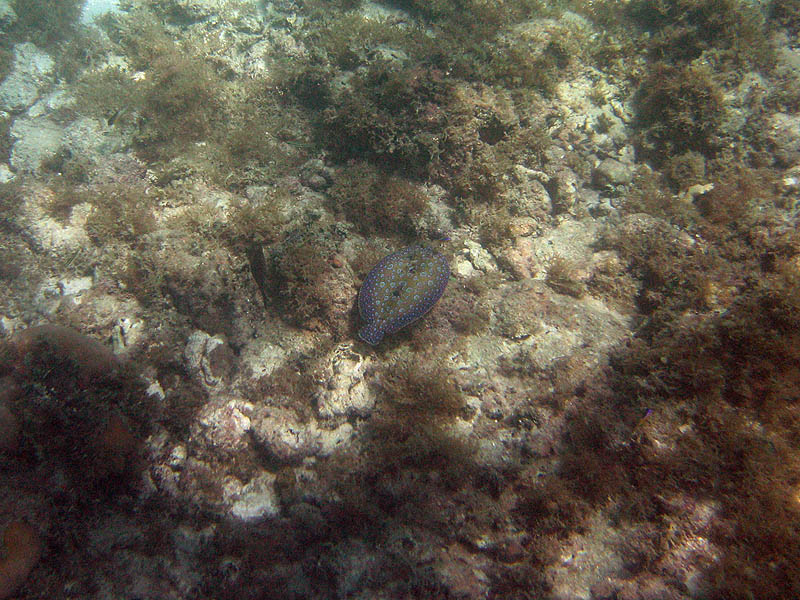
[208,207,800,599]
[0,325,156,496]
[2,268,800,598]
[211,358,542,600]
[522,272,800,598]
[0,324,165,598]
[591,279,800,598]
[248,276,800,600]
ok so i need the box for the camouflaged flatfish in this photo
[358,246,449,345]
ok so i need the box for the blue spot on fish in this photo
[358,245,449,345]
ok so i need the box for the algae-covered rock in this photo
[0,0,16,29]
[0,43,53,112]
[315,344,373,419]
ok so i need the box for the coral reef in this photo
[0,0,798,598]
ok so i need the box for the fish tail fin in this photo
[358,324,384,346]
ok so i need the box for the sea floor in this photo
[1,1,800,599]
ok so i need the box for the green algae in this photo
[633,63,725,163]
[327,163,427,237]
[10,0,84,47]
[628,0,775,70]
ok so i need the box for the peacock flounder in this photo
[358,245,449,345]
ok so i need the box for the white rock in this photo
[316,344,373,419]
[453,256,476,278]
[769,112,800,165]
[28,87,74,118]
[9,117,61,173]
[0,0,16,28]
[252,407,353,462]
[194,397,253,452]
[61,116,126,157]
[184,330,227,387]
[228,472,280,520]
[0,43,54,112]
[145,379,166,401]
[464,239,498,272]
[0,316,18,336]
[781,165,800,193]
[0,163,13,183]
[10,111,125,174]
[240,337,289,379]
[16,184,90,252]
[168,444,188,469]
[318,423,354,456]
[81,0,122,23]
[252,407,322,462]
[58,276,93,297]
